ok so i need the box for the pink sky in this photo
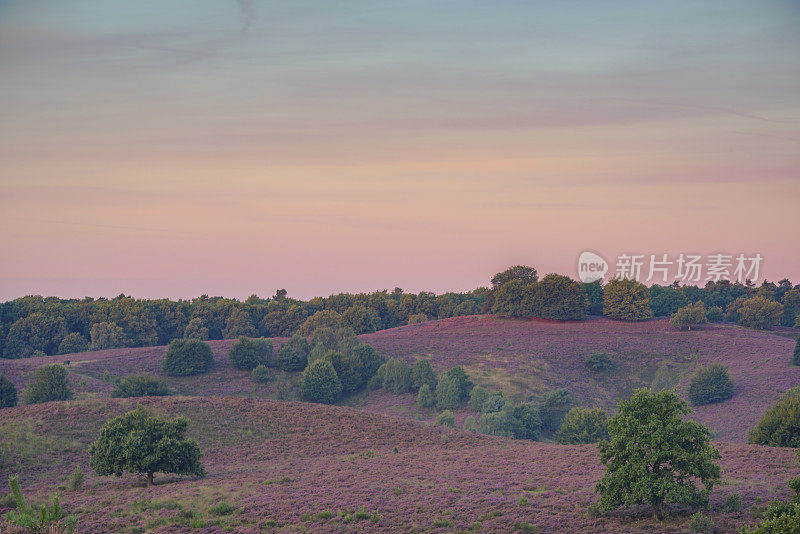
[1,1,798,300]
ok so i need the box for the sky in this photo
[0,0,798,300]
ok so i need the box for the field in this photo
[1,397,799,533]
[1,315,799,532]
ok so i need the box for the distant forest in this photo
[1,266,798,358]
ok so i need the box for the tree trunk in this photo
[651,502,664,521]
[146,472,154,486]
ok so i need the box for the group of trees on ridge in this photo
[1,266,798,359]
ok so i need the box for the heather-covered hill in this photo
[1,397,798,533]
[2,316,798,443]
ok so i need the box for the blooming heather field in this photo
[1,316,798,442]
[1,397,798,533]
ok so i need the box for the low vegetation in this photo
[111,374,171,398]
[22,364,73,404]
[0,373,17,408]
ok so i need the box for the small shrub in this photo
[688,511,713,534]
[276,335,309,372]
[301,359,342,404]
[375,358,412,394]
[748,387,800,447]
[0,373,17,408]
[209,501,236,516]
[229,337,272,371]
[670,301,708,331]
[555,407,610,444]
[251,364,273,384]
[410,358,437,391]
[722,492,743,513]
[688,364,734,405]
[58,332,88,354]
[435,374,462,410]
[322,350,364,393]
[479,409,515,437]
[468,386,489,411]
[585,352,613,372]
[436,410,455,428]
[651,365,678,391]
[481,391,508,413]
[443,366,473,399]
[511,402,542,440]
[22,364,73,404]
[162,339,214,376]
[4,475,74,530]
[417,383,435,408]
[111,374,170,398]
[69,466,84,491]
[793,337,800,366]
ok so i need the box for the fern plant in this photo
[4,474,76,531]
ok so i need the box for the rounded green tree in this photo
[748,387,800,447]
[228,337,272,371]
[417,383,435,408]
[22,364,73,404]
[595,388,721,520]
[301,359,342,404]
[276,334,309,372]
[410,358,437,391]
[0,373,18,408]
[58,332,88,355]
[555,406,609,444]
[687,364,734,405]
[162,339,214,376]
[603,278,653,321]
[670,301,709,331]
[89,404,205,486]
[738,296,784,330]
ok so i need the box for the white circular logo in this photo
[577,251,608,283]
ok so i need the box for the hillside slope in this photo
[1,397,798,533]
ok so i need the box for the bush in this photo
[298,310,341,336]
[0,373,17,408]
[4,475,73,530]
[251,364,273,384]
[479,409,516,437]
[435,374,462,410]
[539,388,575,432]
[58,332,88,354]
[88,404,205,486]
[436,410,455,428]
[111,374,170,398]
[183,317,209,340]
[350,344,384,382]
[468,386,489,411]
[443,366,473,400]
[722,492,743,513]
[670,301,708,331]
[375,358,412,394]
[688,364,734,405]
[340,305,382,334]
[307,342,327,364]
[417,383,435,408]
[222,308,256,339]
[309,327,338,352]
[70,466,84,491]
[748,388,800,447]
[738,296,784,330]
[603,278,653,321]
[706,306,724,323]
[407,313,428,325]
[22,364,73,404]
[229,337,272,371]
[510,402,542,440]
[3,313,68,358]
[523,274,587,321]
[410,358,437,391]
[162,339,214,376]
[688,511,713,534]
[481,391,508,413]
[276,335,309,372]
[323,350,363,393]
[555,407,609,444]
[301,359,342,404]
[585,352,613,372]
[595,389,720,520]
[463,415,478,432]
[89,321,126,350]
[491,280,528,316]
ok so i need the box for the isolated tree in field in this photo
[0,373,17,408]
[276,334,309,372]
[162,338,214,376]
[410,358,437,391]
[738,296,784,330]
[90,321,126,350]
[595,388,721,520]
[688,364,734,405]
[555,407,609,444]
[58,332,88,354]
[228,337,272,371]
[22,364,73,404]
[89,404,205,486]
[111,374,170,398]
[301,359,342,404]
[670,301,708,331]
[603,278,653,321]
[748,387,800,447]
